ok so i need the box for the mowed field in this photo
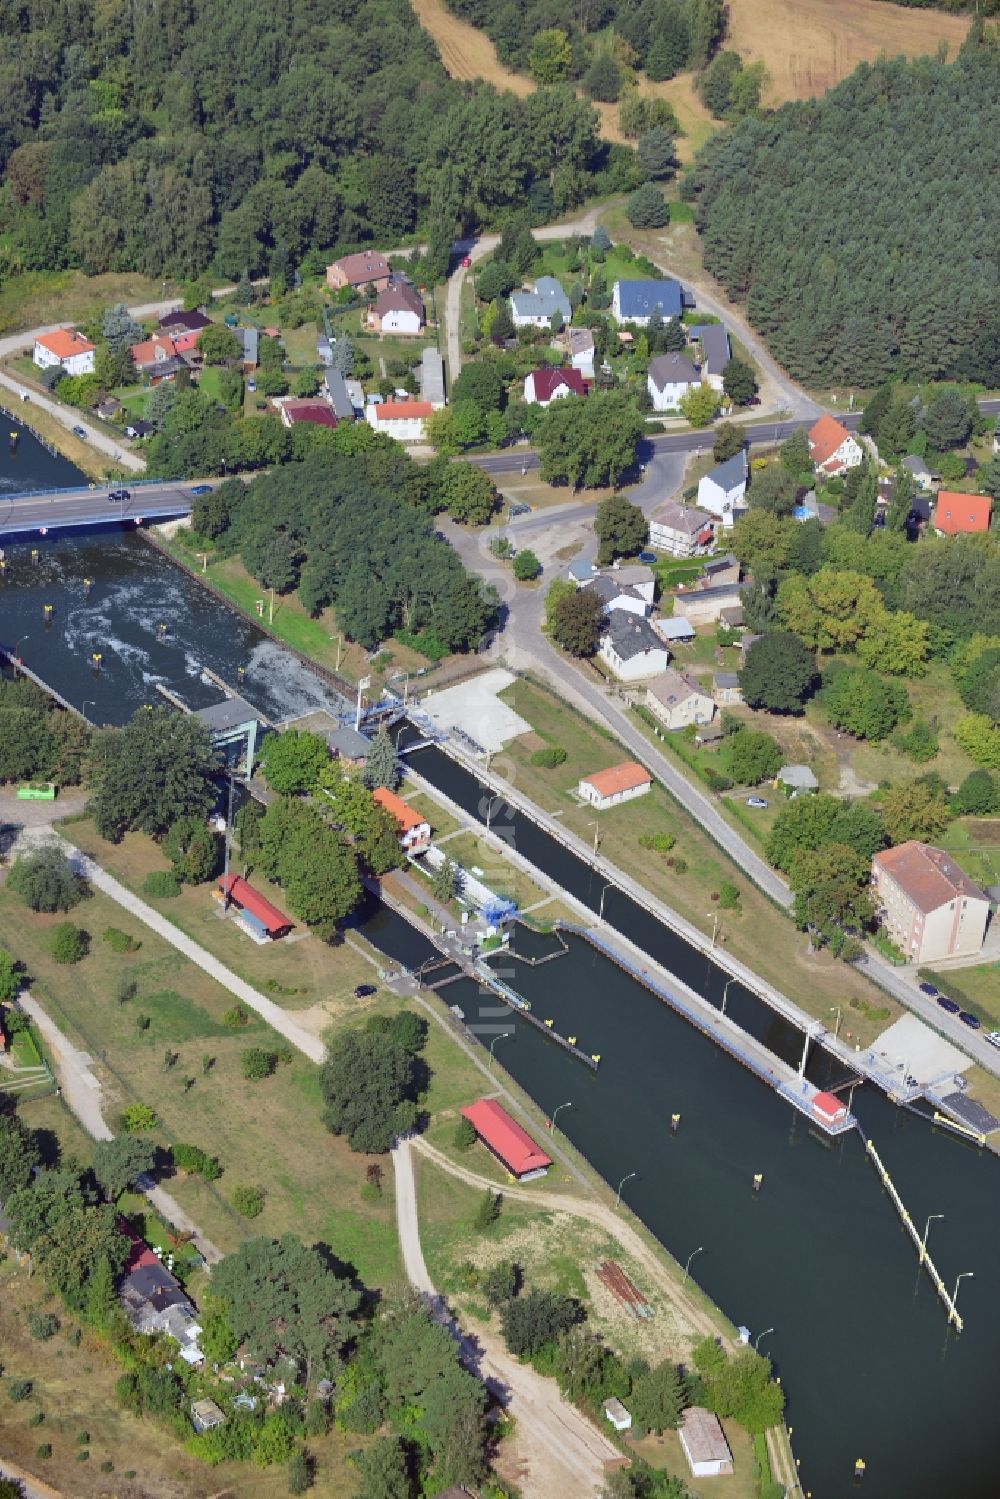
[725,0,969,103]
[410,0,971,157]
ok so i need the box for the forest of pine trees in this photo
[685,49,1000,386]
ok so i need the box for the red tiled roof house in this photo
[326,250,392,294]
[524,366,588,406]
[218,874,294,940]
[577,760,652,811]
[461,1098,552,1179]
[871,841,990,964]
[373,787,431,852]
[365,399,433,442]
[33,328,95,376]
[807,414,864,477]
[932,491,992,536]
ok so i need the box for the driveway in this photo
[392,1136,622,1496]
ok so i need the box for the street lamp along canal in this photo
[683,1245,704,1283]
[615,1171,636,1210]
[488,1032,511,1073]
[551,1101,572,1134]
[920,1213,944,1264]
[952,1270,974,1319]
[721,976,737,1017]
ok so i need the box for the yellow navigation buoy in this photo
[568,1036,576,1046]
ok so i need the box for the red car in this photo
[461,255,472,268]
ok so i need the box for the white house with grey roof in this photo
[649,501,715,557]
[611,278,683,326]
[510,276,572,329]
[690,323,730,390]
[646,669,715,730]
[599,612,672,681]
[647,351,701,411]
[697,450,748,529]
[901,453,934,490]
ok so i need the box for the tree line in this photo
[686,47,1000,386]
[0,0,638,288]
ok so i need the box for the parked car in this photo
[986,1032,1000,1051]
[72,424,87,439]
[937,996,960,1014]
[918,982,939,997]
[354,983,377,998]
[247,379,256,391]
[958,1011,981,1030]
[461,255,472,268]
[746,796,768,809]
[508,503,531,517]
[190,484,213,495]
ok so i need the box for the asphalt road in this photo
[0,480,203,535]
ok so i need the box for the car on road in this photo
[108,489,131,504]
[937,995,960,1014]
[72,425,87,439]
[190,484,213,495]
[958,1011,981,1030]
[918,982,939,997]
[746,796,769,809]
[354,983,377,998]
[507,502,531,517]
[986,1032,1000,1051]
[461,255,472,268]
[247,379,256,391]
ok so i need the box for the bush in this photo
[29,1410,44,1426]
[894,718,938,764]
[233,1185,265,1218]
[8,847,87,913]
[639,832,675,853]
[28,1313,59,1341]
[241,1047,277,1081]
[454,1116,477,1151]
[513,549,541,581]
[717,882,740,910]
[102,926,141,953]
[120,1102,157,1133]
[9,1379,32,1402]
[530,745,568,768]
[50,922,89,964]
[223,1005,250,1027]
[36,1443,52,1459]
[170,1143,222,1180]
[143,870,180,898]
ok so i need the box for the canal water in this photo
[6,424,1000,1495]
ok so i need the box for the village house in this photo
[577,760,651,810]
[583,573,651,618]
[649,502,715,558]
[690,323,731,392]
[158,308,212,336]
[697,451,748,529]
[279,398,337,429]
[420,346,447,409]
[566,327,595,379]
[33,328,95,377]
[778,764,819,796]
[326,250,392,293]
[872,842,990,964]
[703,553,741,587]
[373,787,431,853]
[218,875,294,941]
[901,454,935,490]
[365,399,433,442]
[118,1228,204,1365]
[368,279,424,335]
[647,351,701,411]
[604,1398,633,1433]
[671,578,744,627]
[807,413,864,476]
[232,325,259,369]
[713,671,743,706]
[599,612,672,681]
[325,725,372,767]
[645,669,715,731]
[718,605,744,630]
[510,275,572,329]
[611,278,683,326]
[524,366,587,406]
[461,1099,552,1179]
[324,368,356,421]
[932,490,992,536]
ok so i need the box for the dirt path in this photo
[18,989,223,1264]
[393,1137,622,1496]
[413,1137,723,1342]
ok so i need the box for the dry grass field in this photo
[410,0,534,94]
[727,0,970,104]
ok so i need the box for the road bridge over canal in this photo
[0,478,210,536]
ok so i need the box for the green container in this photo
[17,782,56,801]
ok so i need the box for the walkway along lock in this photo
[862,1137,966,1331]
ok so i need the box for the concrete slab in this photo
[872,1013,971,1089]
[422,668,530,753]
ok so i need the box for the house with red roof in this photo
[871,841,989,963]
[460,1099,552,1179]
[365,399,433,442]
[373,788,431,852]
[807,414,864,476]
[931,490,992,536]
[218,875,294,940]
[326,250,392,293]
[524,366,588,406]
[32,328,95,377]
[368,280,424,335]
[577,760,652,811]
[279,399,338,429]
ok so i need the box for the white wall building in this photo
[645,669,715,731]
[577,761,651,810]
[697,451,748,529]
[872,841,990,964]
[599,613,672,681]
[365,399,433,442]
[647,352,701,412]
[33,328,96,376]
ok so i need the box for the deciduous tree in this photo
[552,588,606,656]
[89,707,219,842]
[320,1026,420,1152]
[739,632,817,713]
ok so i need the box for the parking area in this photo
[872,1013,972,1091]
[422,667,531,753]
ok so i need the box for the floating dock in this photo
[862,1135,964,1330]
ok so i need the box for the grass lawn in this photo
[842,661,977,792]
[116,384,149,418]
[0,879,401,1284]
[918,962,1000,1028]
[939,819,1000,889]
[0,269,175,337]
[496,675,902,1042]
[439,830,550,910]
[628,1424,756,1498]
[197,365,223,403]
[405,789,463,840]
[0,1264,366,1497]
[279,321,321,366]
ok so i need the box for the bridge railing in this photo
[1,478,182,502]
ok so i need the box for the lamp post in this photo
[683,1245,704,1284]
[829,1006,842,1041]
[552,1101,572,1135]
[615,1171,636,1210]
[707,911,719,950]
[755,1326,775,1352]
[588,819,600,858]
[489,1032,511,1073]
[599,882,614,920]
[82,699,95,721]
[952,1270,973,1320]
[920,1214,944,1264]
[721,976,736,1017]
[14,633,28,672]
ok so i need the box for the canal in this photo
[5,425,999,1495]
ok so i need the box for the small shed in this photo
[678,1407,733,1477]
[604,1397,633,1432]
[218,875,294,940]
[812,1090,848,1126]
[460,1099,552,1180]
[655,617,696,644]
[778,764,818,797]
[191,1398,225,1434]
